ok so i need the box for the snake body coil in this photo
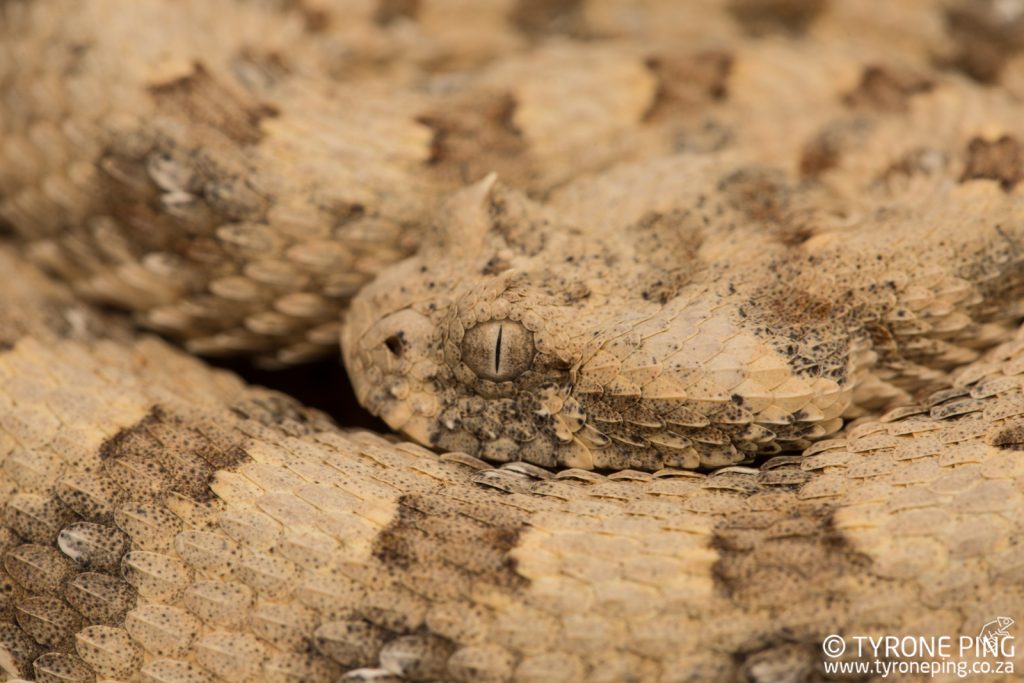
[1,1,1024,682]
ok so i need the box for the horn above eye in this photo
[461,320,534,382]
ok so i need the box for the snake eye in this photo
[461,320,534,382]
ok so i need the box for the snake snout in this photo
[343,305,441,443]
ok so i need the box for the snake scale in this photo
[1,0,1024,681]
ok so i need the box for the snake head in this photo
[343,175,607,467]
[344,171,856,471]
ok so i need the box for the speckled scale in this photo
[216,508,282,550]
[141,658,214,683]
[57,522,130,571]
[4,445,63,492]
[238,463,305,494]
[55,473,125,521]
[124,604,200,658]
[63,572,136,624]
[0,621,41,678]
[0,528,21,558]
[247,601,317,650]
[120,551,192,601]
[447,644,516,683]
[113,504,182,553]
[4,543,74,595]
[32,651,93,683]
[345,587,425,635]
[313,619,389,668]
[14,596,81,648]
[182,580,253,625]
[276,529,339,570]
[148,447,216,501]
[172,530,239,576]
[424,601,495,647]
[193,631,266,681]
[72,624,142,679]
[262,651,340,683]
[232,551,299,597]
[4,494,76,544]
[103,457,171,500]
[163,492,220,534]
[0,574,20,619]
[293,572,367,617]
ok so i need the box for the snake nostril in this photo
[384,333,405,357]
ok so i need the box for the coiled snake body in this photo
[0,1,1023,681]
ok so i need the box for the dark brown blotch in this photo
[373,491,529,595]
[988,420,1024,450]
[510,0,584,36]
[99,405,250,503]
[644,50,733,122]
[148,62,277,145]
[799,119,872,178]
[874,147,949,189]
[842,65,933,113]
[740,257,855,384]
[376,0,419,25]
[284,0,332,32]
[756,285,834,327]
[944,1,1024,83]
[719,167,791,224]
[630,211,705,304]
[728,0,828,36]
[961,135,1023,191]
[418,92,531,189]
[711,496,880,662]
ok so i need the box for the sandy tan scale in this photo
[0,247,1023,682]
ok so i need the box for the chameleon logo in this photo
[977,616,1015,657]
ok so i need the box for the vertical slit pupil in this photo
[494,324,503,374]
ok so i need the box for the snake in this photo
[1,0,1024,681]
